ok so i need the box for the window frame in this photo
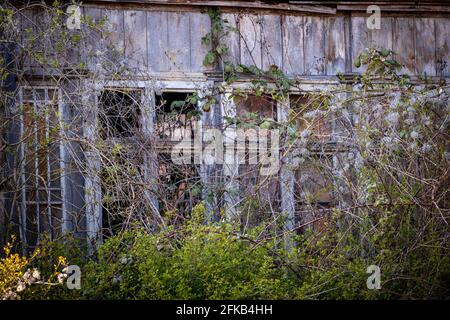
[18,85,67,244]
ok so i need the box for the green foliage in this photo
[17,204,449,300]
[78,220,291,299]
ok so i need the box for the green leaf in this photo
[203,51,216,66]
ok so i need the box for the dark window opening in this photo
[155,92,199,142]
[294,154,333,233]
[99,89,141,139]
[234,94,280,225]
[235,94,277,121]
[100,151,145,238]
[289,94,332,141]
[157,153,202,223]
[98,89,142,237]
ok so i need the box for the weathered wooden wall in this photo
[20,5,450,78]
[10,3,450,246]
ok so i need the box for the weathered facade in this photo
[1,0,449,250]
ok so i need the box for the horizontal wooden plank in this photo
[85,1,337,14]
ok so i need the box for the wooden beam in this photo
[336,4,450,12]
[87,0,337,14]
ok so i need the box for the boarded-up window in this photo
[20,87,63,245]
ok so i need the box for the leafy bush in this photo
[11,201,448,300]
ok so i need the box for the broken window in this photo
[155,92,202,222]
[99,89,141,139]
[293,153,334,233]
[98,89,144,237]
[155,92,199,143]
[157,153,202,222]
[289,94,332,142]
[234,94,280,225]
[288,94,335,232]
[20,87,63,246]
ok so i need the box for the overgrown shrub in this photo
[9,202,447,300]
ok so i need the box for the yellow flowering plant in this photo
[0,236,69,300]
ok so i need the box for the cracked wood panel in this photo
[83,6,104,71]
[104,8,125,56]
[23,7,449,78]
[325,15,346,75]
[147,10,168,72]
[221,12,241,65]
[167,11,190,72]
[351,15,370,73]
[350,14,394,73]
[20,7,36,71]
[304,16,326,75]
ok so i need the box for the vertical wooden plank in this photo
[124,10,147,71]
[189,11,211,72]
[282,15,304,75]
[304,16,326,75]
[326,16,346,75]
[415,18,436,77]
[239,14,262,68]
[167,11,190,72]
[221,13,240,65]
[370,16,393,51]
[104,9,124,63]
[261,14,283,70]
[435,17,450,77]
[83,6,104,72]
[20,7,35,71]
[147,11,168,72]
[351,15,370,73]
[393,17,415,76]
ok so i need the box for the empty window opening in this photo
[99,89,141,139]
[289,94,332,142]
[157,153,202,223]
[294,154,334,233]
[155,92,199,142]
[234,94,280,225]
[98,89,144,237]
